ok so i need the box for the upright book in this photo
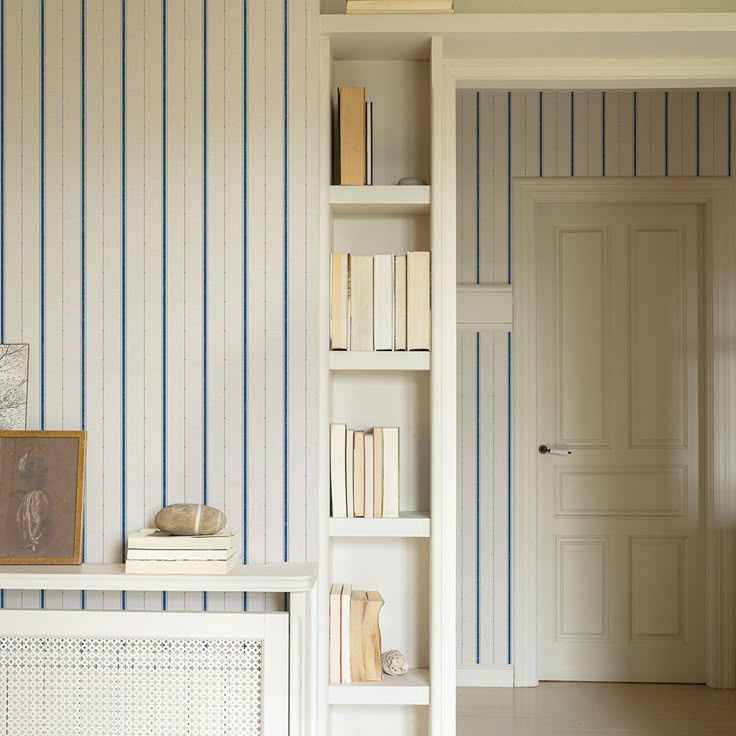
[329,583,343,684]
[373,255,394,351]
[407,251,431,350]
[353,430,366,517]
[331,253,349,350]
[350,255,374,351]
[394,255,407,350]
[330,423,348,518]
[338,87,366,185]
[340,583,353,684]
[382,427,400,518]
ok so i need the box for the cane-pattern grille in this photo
[0,636,263,736]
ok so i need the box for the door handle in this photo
[538,444,572,456]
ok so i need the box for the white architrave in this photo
[511,178,736,689]
[431,35,458,736]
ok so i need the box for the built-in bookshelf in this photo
[318,14,454,736]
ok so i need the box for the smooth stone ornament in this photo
[381,649,409,676]
[154,503,227,536]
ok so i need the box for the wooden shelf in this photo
[329,512,430,538]
[0,563,317,594]
[329,351,430,371]
[330,185,430,215]
[328,668,430,705]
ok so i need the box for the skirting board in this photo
[457,665,514,687]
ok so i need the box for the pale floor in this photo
[457,683,736,736]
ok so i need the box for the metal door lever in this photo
[538,444,572,456]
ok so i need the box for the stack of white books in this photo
[125,529,240,574]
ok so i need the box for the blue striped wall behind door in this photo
[456,88,736,668]
[0,0,319,613]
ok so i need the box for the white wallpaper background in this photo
[0,3,733,671]
[456,88,736,668]
[0,0,319,612]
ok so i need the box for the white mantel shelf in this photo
[0,562,317,594]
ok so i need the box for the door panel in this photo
[537,203,704,683]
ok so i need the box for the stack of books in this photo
[330,251,431,352]
[125,529,240,574]
[329,583,385,684]
[336,86,374,185]
[330,424,399,518]
[346,0,454,13]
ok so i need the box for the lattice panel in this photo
[0,636,263,736]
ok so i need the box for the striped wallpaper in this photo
[0,0,319,613]
[456,88,736,668]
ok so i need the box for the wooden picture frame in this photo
[0,430,86,564]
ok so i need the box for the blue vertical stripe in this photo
[161,0,168,510]
[633,91,638,176]
[601,92,606,176]
[0,0,5,344]
[202,0,208,508]
[39,0,46,612]
[475,332,481,664]
[282,0,289,562]
[506,92,511,284]
[475,91,479,284]
[120,0,127,611]
[507,332,512,664]
[242,0,249,610]
[40,0,46,431]
[161,0,168,612]
[538,91,542,177]
[696,91,701,176]
[570,91,574,176]
[202,0,209,612]
[665,91,669,176]
[80,0,87,607]
[729,91,732,178]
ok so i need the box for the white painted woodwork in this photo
[536,200,704,682]
[0,563,317,594]
[329,668,430,705]
[1,610,289,736]
[330,185,431,214]
[457,286,513,331]
[329,512,431,537]
[318,28,455,736]
[455,87,734,676]
[329,351,430,371]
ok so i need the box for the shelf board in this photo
[329,512,430,538]
[330,185,430,214]
[329,351,430,371]
[0,563,317,594]
[328,668,430,706]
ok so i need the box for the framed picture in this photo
[0,430,86,564]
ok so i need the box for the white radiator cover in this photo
[0,610,289,736]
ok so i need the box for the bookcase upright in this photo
[318,17,456,736]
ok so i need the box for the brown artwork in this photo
[0,431,86,564]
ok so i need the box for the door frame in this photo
[511,177,735,687]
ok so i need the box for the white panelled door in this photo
[537,202,704,683]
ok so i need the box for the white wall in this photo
[0,0,319,613]
[456,88,736,667]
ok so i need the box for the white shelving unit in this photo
[318,15,455,736]
[329,184,430,214]
[328,668,430,705]
[329,511,430,538]
[329,350,430,371]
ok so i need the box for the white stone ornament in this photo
[381,649,408,676]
